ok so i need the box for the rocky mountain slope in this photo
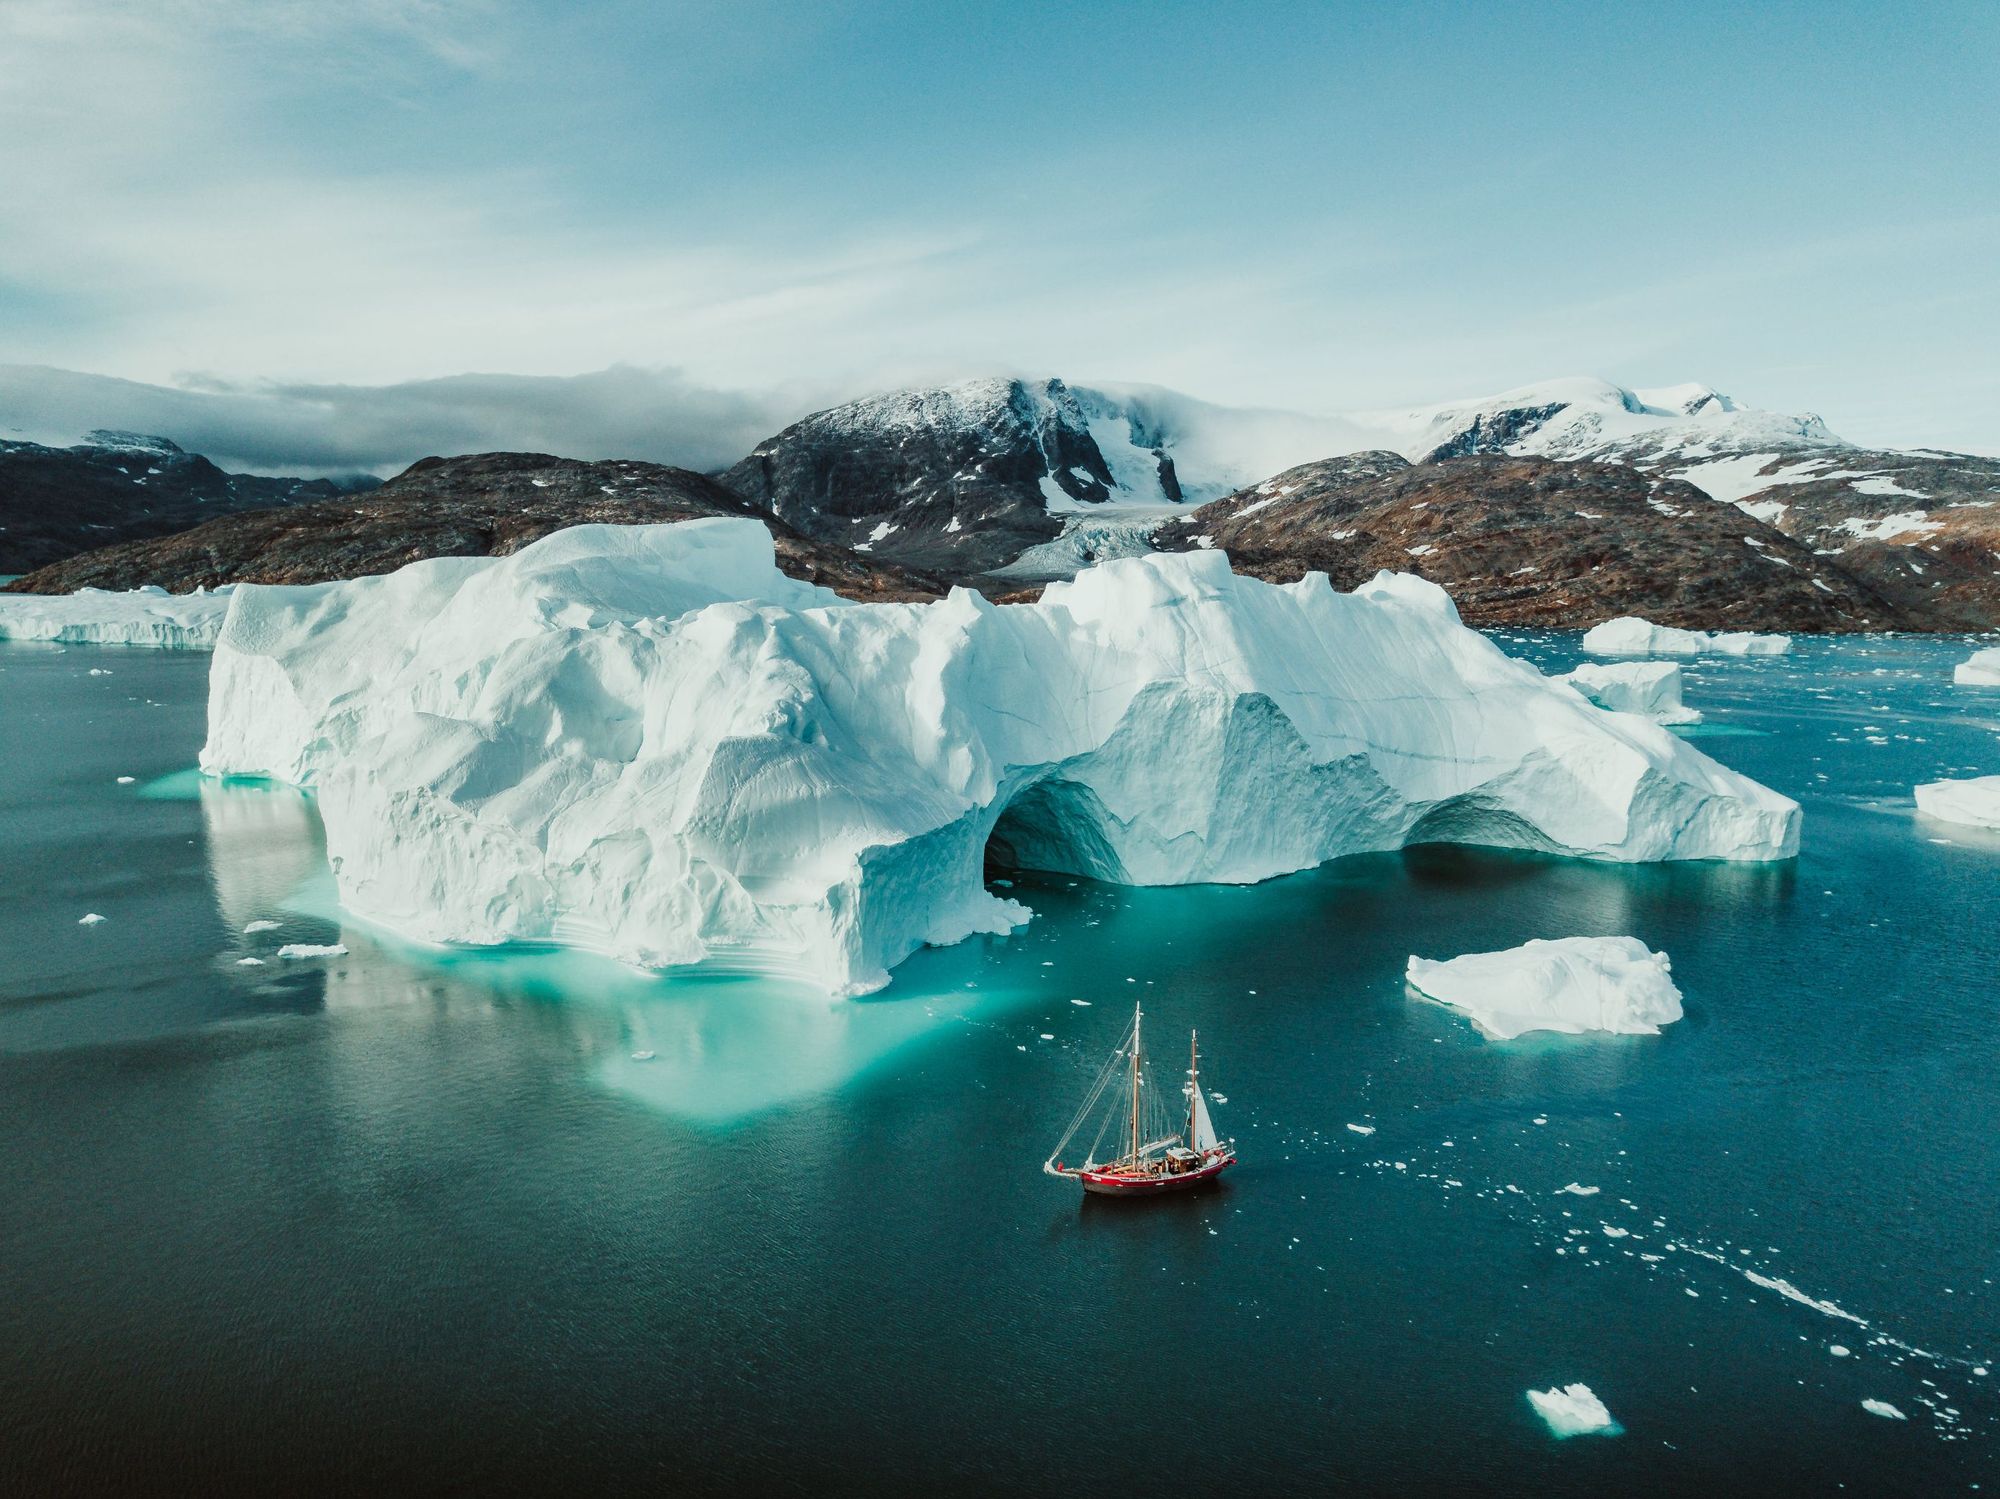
[1152,453,1911,631]
[4,452,943,602]
[1360,379,2000,627]
[0,430,374,574]
[721,377,1329,576]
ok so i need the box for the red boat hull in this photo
[1076,1152,1236,1196]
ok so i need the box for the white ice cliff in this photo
[199,520,1800,996]
[1559,662,1702,724]
[1583,616,1792,657]
[1914,775,2000,831]
[0,585,232,648]
[1405,936,1686,1039]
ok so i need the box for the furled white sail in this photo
[1189,1083,1219,1153]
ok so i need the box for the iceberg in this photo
[1559,662,1702,724]
[1526,1383,1621,1438]
[1405,936,1685,1039]
[1583,615,1791,657]
[1914,775,2000,831]
[1955,646,2000,687]
[1860,1399,1906,1420]
[200,519,1800,997]
[0,585,233,649]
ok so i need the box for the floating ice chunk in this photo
[200,519,1800,997]
[1602,1225,1629,1237]
[1860,1399,1905,1420]
[1583,616,1790,657]
[276,943,348,959]
[236,957,264,966]
[243,920,282,934]
[1406,937,1684,1039]
[1346,1123,1376,1136]
[1914,776,2000,831]
[1526,1383,1621,1438]
[0,585,234,649]
[115,775,135,784]
[77,912,106,925]
[1559,662,1702,724]
[1830,1345,1851,1357]
[1954,646,2000,687]
[1557,1183,1600,1196]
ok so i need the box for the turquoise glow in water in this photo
[1,634,1996,1494]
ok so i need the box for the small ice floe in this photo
[1038,1033,1054,1041]
[1406,936,1683,1039]
[1860,1399,1906,1420]
[1742,1270,1868,1327]
[1953,645,2000,687]
[631,1050,656,1062]
[88,668,112,676]
[235,957,265,966]
[1558,661,1703,724]
[243,920,281,934]
[1526,1383,1621,1438]
[1558,1183,1600,1196]
[1346,1123,1376,1136]
[1830,1345,1851,1358]
[1069,998,1090,1006]
[78,913,106,925]
[276,943,347,959]
[1210,1093,1227,1103]
[115,775,135,784]
[1582,616,1790,658]
[1602,1225,1629,1238]
[1914,775,2000,831]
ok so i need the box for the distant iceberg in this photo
[1406,936,1685,1039]
[1560,661,1702,724]
[1914,775,2000,831]
[0,585,232,649]
[1583,615,1791,658]
[200,520,1800,996]
[1955,645,2000,687]
[1526,1383,1621,1438]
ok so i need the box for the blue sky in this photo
[3,0,1996,463]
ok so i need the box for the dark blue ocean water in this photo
[1,634,1996,1496]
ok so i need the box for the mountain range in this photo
[7,374,1997,630]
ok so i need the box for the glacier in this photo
[1559,662,1702,724]
[1583,615,1792,658]
[1405,936,1685,1039]
[199,519,1800,997]
[0,585,232,648]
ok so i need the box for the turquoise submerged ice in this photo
[198,519,1800,995]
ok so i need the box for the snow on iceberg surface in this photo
[1405,936,1684,1039]
[1955,646,2000,687]
[1583,616,1791,657]
[1914,776,2000,831]
[0,585,232,648]
[1526,1383,1621,1438]
[1560,662,1702,724]
[200,519,1800,996]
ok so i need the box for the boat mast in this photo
[1189,1028,1198,1147]
[1129,1004,1142,1167]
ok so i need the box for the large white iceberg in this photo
[0,585,232,648]
[1914,775,2000,830]
[1956,646,2000,687]
[199,520,1800,996]
[1526,1383,1621,1438]
[1405,936,1685,1039]
[1583,615,1791,658]
[1559,662,1702,724]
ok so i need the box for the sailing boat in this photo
[1043,1004,1236,1195]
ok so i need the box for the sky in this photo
[3,0,1996,471]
